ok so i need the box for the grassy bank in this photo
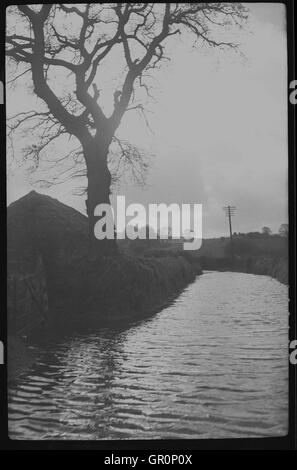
[48,251,202,328]
[7,192,203,333]
[8,251,202,378]
[187,234,288,285]
[241,256,288,284]
[197,255,288,285]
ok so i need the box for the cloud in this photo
[7,4,287,237]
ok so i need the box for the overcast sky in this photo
[6,3,288,238]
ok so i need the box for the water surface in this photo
[9,271,288,439]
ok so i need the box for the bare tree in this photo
[262,226,272,236]
[6,3,248,256]
[279,223,288,237]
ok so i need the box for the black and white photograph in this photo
[2,2,294,447]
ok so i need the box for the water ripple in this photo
[9,272,288,439]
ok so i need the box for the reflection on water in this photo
[9,272,288,439]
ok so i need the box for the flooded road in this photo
[8,272,288,439]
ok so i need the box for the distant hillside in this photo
[195,235,287,259]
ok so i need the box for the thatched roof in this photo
[7,191,89,266]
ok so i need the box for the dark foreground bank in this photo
[7,191,202,335]
[7,192,203,379]
[8,250,202,382]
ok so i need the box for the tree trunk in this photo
[83,137,117,259]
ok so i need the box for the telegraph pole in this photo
[223,206,236,261]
